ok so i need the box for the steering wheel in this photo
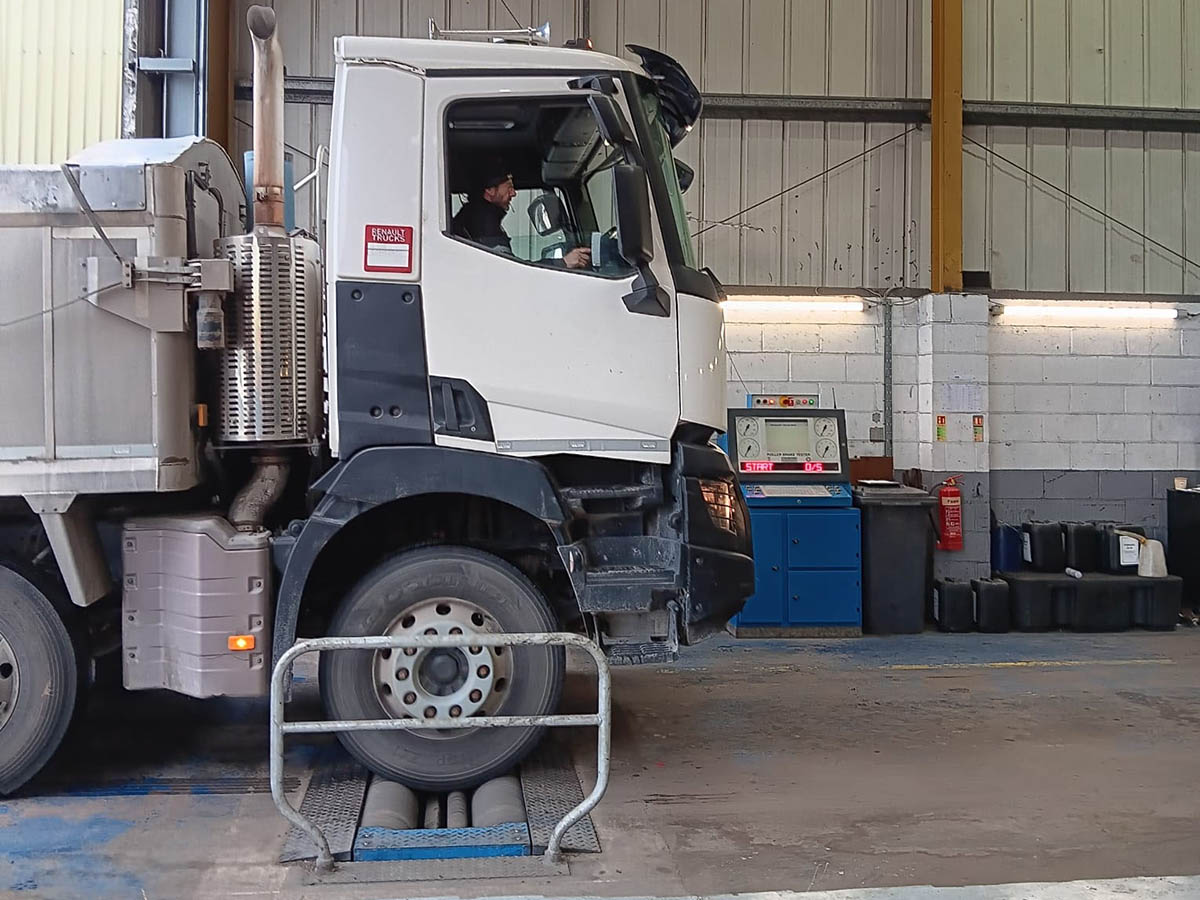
[540,241,573,261]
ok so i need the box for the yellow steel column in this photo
[931,0,963,292]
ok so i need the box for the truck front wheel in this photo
[319,547,565,791]
[0,564,81,795]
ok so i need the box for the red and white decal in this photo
[363,224,414,273]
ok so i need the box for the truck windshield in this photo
[629,79,696,269]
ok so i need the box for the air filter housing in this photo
[216,227,322,444]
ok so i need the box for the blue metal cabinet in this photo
[723,405,863,635]
[736,502,862,635]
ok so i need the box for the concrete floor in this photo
[2,631,1200,899]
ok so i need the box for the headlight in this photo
[699,478,737,534]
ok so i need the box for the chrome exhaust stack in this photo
[214,6,322,531]
[247,5,285,228]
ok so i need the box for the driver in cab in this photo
[451,164,591,270]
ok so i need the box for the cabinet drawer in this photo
[787,569,862,626]
[786,508,861,568]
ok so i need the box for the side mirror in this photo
[674,158,694,194]
[613,163,653,266]
[527,192,564,236]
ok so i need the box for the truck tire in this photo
[320,547,564,792]
[0,564,81,795]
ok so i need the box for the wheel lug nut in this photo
[424,706,436,718]
[450,705,462,718]
[403,648,417,656]
[449,627,463,635]
[468,646,481,655]
[423,627,437,636]
[477,665,490,678]
[396,668,409,680]
[403,692,417,704]
[469,689,482,703]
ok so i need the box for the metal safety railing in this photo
[271,632,611,872]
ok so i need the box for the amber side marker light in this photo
[228,634,256,651]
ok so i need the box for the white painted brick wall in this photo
[1070,329,1127,355]
[727,352,789,381]
[1069,385,1124,413]
[1097,414,1152,441]
[1094,356,1151,384]
[1151,357,1196,385]
[1043,415,1098,443]
[1179,388,1200,414]
[1069,442,1125,469]
[790,353,849,382]
[724,299,1199,475]
[761,326,820,353]
[724,323,764,352]
[984,315,1200,470]
[990,355,1044,383]
[991,441,1070,468]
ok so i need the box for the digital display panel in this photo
[731,410,845,480]
[739,461,826,473]
[764,420,811,455]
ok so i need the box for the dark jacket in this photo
[451,199,512,253]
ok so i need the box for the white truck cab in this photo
[0,11,753,794]
[325,36,727,462]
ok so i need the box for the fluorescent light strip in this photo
[721,296,865,312]
[999,303,1177,320]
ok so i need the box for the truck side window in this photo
[444,97,638,278]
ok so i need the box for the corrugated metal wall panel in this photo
[237,0,1198,295]
[963,126,1200,292]
[585,0,928,98]
[965,0,1200,109]
[234,0,927,291]
[0,0,124,164]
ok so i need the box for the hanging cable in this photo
[694,126,920,238]
[233,116,326,164]
[963,133,1200,274]
[498,0,524,27]
[0,282,125,330]
[726,349,752,398]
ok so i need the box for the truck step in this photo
[559,484,661,505]
[584,565,677,587]
[603,640,679,666]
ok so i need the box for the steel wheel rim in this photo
[0,631,19,734]
[374,597,512,739]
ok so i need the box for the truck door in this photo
[421,78,681,464]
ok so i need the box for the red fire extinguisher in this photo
[934,476,964,551]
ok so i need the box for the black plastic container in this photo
[854,484,936,634]
[1132,576,1182,630]
[1062,522,1101,572]
[1067,577,1133,632]
[999,572,1057,631]
[972,578,1011,632]
[1023,521,1065,572]
[934,579,974,632]
[1099,524,1144,574]
[1167,489,1200,613]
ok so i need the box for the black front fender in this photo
[270,446,571,670]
